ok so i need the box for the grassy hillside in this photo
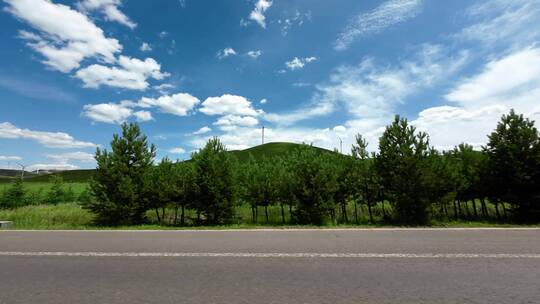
[229,142,335,162]
[0,142,334,184]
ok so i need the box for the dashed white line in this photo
[0,252,539,258]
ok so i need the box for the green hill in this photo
[0,142,336,184]
[229,142,335,162]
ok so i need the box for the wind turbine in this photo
[15,162,27,180]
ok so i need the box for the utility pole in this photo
[261,125,265,145]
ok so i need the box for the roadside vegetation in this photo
[1,109,539,229]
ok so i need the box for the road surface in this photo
[1,228,539,303]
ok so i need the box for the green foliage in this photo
[45,175,66,205]
[191,137,237,225]
[376,115,431,224]
[0,178,27,209]
[485,109,540,220]
[288,144,339,225]
[84,122,156,225]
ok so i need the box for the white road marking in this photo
[0,252,539,258]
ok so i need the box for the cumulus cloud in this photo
[246,50,262,59]
[46,151,95,163]
[78,0,137,29]
[0,122,97,149]
[5,0,121,72]
[168,147,186,154]
[214,115,259,131]
[138,93,200,116]
[83,93,200,124]
[0,155,22,161]
[285,56,317,71]
[82,101,134,124]
[28,163,80,171]
[200,94,261,116]
[140,42,152,52]
[248,0,273,29]
[335,0,423,51]
[278,10,311,36]
[193,126,212,135]
[217,47,237,59]
[75,56,169,90]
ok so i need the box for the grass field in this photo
[0,182,88,196]
[0,199,530,230]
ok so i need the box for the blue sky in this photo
[1,0,540,170]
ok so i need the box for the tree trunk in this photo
[155,208,161,224]
[280,203,285,224]
[443,202,449,218]
[480,198,488,218]
[251,206,256,223]
[181,204,185,226]
[354,201,359,224]
[255,206,259,224]
[463,200,470,218]
[381,201,386,218]
[502,203,508,218]
[161,207,166,224]
[342,203,348,223]
[174,204,179,225]
[457,200,463,218]
[495,203,501,219]
[265,205,269,224]
[289,204,294,223]
[472,199,478,218]
[367,201,373,223]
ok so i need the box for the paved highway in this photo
[1,228,539,303]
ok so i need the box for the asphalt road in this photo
[1,228,539,304]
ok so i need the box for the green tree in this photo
[191,137,237,225]
[84,122,156,225]
[376,115,431,224]
[171,161,197,226]
[45,175,66,205]
[0,178,26,209]
[485,110,540,220]
[350,134,379,223]
[142,158,177,224]
[289,145,339,225]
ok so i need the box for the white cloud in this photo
[458,0,540,48]
[158,31,168,39]
[318,44,468,119]
[0,155,22,161]
[247,50,262,59]
[153,83,175,94]
[446,46,540,111]
[168,147,186,154]
[214,115,259,131]
[335,0,423,51]
[27,163,79,171]
[217,47,237,59]
[46,151,95,163]
[138,93,200,116]
[5,0,121,72]
[412,46,540,150]
[82,101,134,124]
[0,122,97,149]
[140,42,152,52]
[78,0,136,29]
[133,110,153,122]
[248,0,273,29]
[200,94,262,116]
[75,56,169,90]
[259,98,267,104]
[278,10,311,36]
[285,56,317,71]
[268,44,467,126]
[193,126,212,135]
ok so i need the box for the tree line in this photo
[80,109,540,226]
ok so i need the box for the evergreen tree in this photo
[84,122,156,225]
[376,115,431,224]
[45,175,66,205]
[0,178,26,209]
[485,110,540,220]
[289,145,339,225]
[191,137,237,225]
